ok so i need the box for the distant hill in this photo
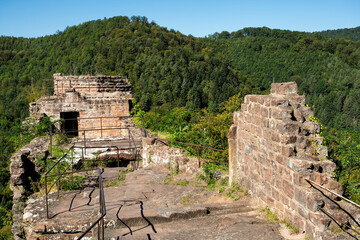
[1,19,360,131]
[315,26,360,41]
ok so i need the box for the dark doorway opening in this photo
[60,111,79,136]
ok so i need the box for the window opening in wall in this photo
[60,111,79,136]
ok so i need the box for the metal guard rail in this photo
[44,127,140,238]
[305,178,360,208]
[78,168,106,240]
[153,137,228,166]
[49,115,149,138]
[305,178,360,236]
[44,150,107,239]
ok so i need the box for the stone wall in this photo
[30,73,134,139]
[53,73,131,95]
[142,138,201,174]
[228,82,360,239]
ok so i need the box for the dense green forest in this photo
[316,26,360,41]
[1,16,360,236]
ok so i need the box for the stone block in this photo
[227,124,237,139]
[280,193,289,206]
[293,172,310,187]
[282,145,296,157]
[280,135,297,144]
[271,132,280,142]
[287,158,313,172]
[283,180,295,199]
[277,123,299,135]
[294,187,309,208]
[282,167,292,182]
[309,212,330,231]
[271,82,298,96]
[324,179,343,195]
[318,160,336,173]
[306,192,325,212]
[260,107,269,118]
[272,187,280,201]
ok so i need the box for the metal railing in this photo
[305,178,360,236]
[78,168,106,240]
[49,116,148,155]
[153,137,228,167]
[43,128,141,239]
[305,178,360,209]
[44,146,107,239]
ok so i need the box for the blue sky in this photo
[0,0,359,38]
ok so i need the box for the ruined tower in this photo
[30,73,133,138]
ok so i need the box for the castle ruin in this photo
[29,73,133,138]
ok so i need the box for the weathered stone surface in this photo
[10,137,50,240]
[228,82,359,239]
[23,167,286,240]
[270,82,298,96]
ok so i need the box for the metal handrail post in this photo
[197,147,201,167]
[57,162,60,197]
[100,117,103,138]
[49,126,53,156]
[115,146,120,167]
[100,179,104,239]
[71,148,73,181]
[128,128,131,148]
[84,130,86,155]
[45,175,49,219]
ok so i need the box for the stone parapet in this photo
[142,138,201,174]
[228,82,359,239]
[53,73,131,95]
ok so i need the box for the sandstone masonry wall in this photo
[142,138,201,174]
[228,82,360,239]
[53,73,131,95]
[30,74,134,138]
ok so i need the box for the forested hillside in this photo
[316,26,360,41]
[209,27,360,129]
[1,16,360,235]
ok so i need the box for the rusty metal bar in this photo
[45,175,49,219]
[115,146,120,167]
[197,147,200,167]
[57,162,60,197]
[52,127,131,135]
[305,178,360,208]
[100,117,103,138]
[56,115,143,121]
[46,168,99,178]
[83,130,86,155]
[49,127,53,156]
[71,149,73,181]
[78,168,106,240]
[319,208,360,236]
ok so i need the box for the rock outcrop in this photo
[10,137,49,239]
